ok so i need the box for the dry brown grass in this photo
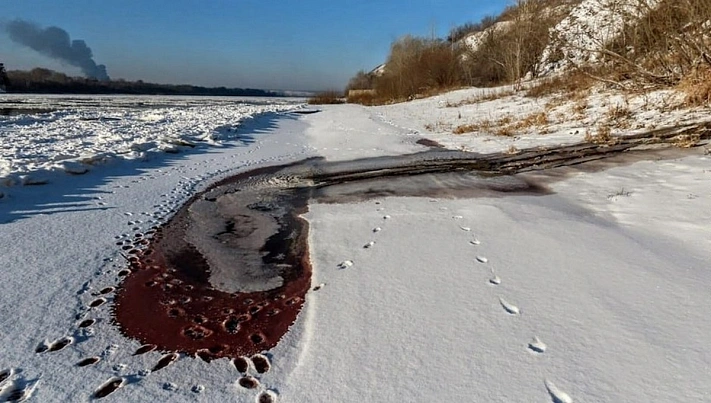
[584,125,614,144]
[506,144,521,154]
[572,98,588,115]
[605,103,633,128]
[526,70,595,98]
[452,111,549,136]
[672,133,702,148]
[308,91,345,105]
[679,67,711,107]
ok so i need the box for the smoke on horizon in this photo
[4,19,110,81]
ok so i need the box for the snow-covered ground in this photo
[0,94,300,187]
[0,92,709,402]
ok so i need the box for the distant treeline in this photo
[4,67,280,97]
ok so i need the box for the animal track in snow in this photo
[476,256,488,263]
[92,377,126,399]
[363,241,375,249]
[35,341,49,353]
[238,376,260,389]
[112,364,127,372]
[0,368,12,385]
[544,379,573,403]
[499,298,520,315]
[251,354,271,374]
[232,357,250,373]
[163,382,178,391]
[77,357,101,367]
[459,226,471,232]
[382,215,391,220]
[470,239,481,245]
[257,390,278,403]
[0,377,40,402]
[78,319,95,329]
[89,298,107,308]
[133,344,157,356]
[489,275,501,285]
[101,344,119,359]
[191,384,205,393]
[373,227,381,233]
[528,337,547,353]
[313,283,325,291]
[152,353,179,372]
[337,260,354,269]
[452,215,463,219]
[48,336,73,352]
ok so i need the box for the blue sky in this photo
[1,1,509,91]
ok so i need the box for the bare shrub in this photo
[464,0,571,88]
[447,16,497,43]
[679,66,711,106]
[569,0,711,88]
[585,125,614,144]
[526,69,595,97]
[308,91,345,105]
[346,70,375,91]
[375,35,465,101]
[346,90,380,106]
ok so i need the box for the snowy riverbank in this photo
[0,93,709,402]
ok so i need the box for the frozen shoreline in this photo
[0,96,710,402]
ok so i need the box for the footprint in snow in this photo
[0,368,13,385]
[256,390,278,403]
[48,336,74,352]
[251,354,271,374]
[92,377,124,399]
[489,275,501,285]
[238,376,260,389]
[544,379,573,403]
[232,357,250,373]
[89,298,107,308]
[337,260,354,270]
[191,384,205,394]
[35,341,50,354]
[459,226,471,232]
[382,215,391,220]
[372,227,382,233]
[452,215,463,219]
[476,256,488,263]
[499,297,520,315]
[152,353,179,372]
[77,357,101,367]
[470,239,481,245]
[363,241,375,249]
[528,337,547,354]
[0,377,40,402]
[133,344,157,356]
[312,283,325,291]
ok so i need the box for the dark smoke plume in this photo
[5,19,110,81]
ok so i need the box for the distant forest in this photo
[1,67,280,97]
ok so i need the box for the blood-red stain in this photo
[113,163,312,360]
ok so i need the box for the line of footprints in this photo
[0,169,286,402]
[337,200,573,403]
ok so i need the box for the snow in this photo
[539,0,660,74]
[1,90,710,402]
[0,94,300,187]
